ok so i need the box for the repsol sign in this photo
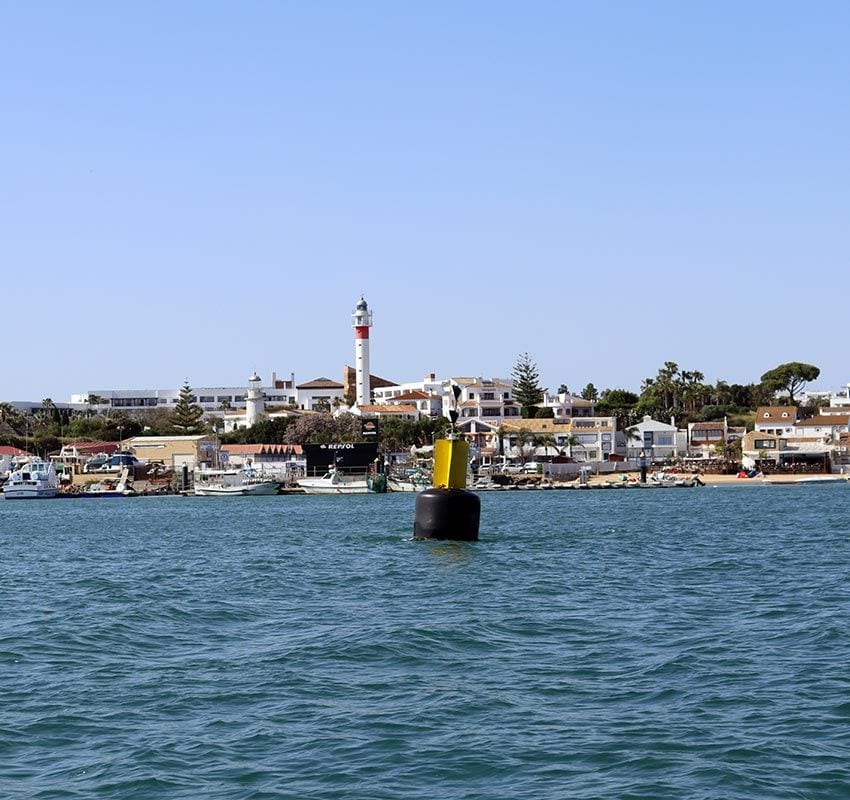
[303,442,379,472]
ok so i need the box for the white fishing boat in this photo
[193,467,281,496]
[2,459,59,500]
[387,470,431,493]
[297,467,372,494]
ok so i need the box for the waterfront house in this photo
[740,430,833,472]
[753,406,800,435]
[499,417,619,463]
[687,420,728,457]
[625,416,687,461]
[792,413,850,440]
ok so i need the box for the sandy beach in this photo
[584,471,846,487]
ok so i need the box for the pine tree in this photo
[511,353,543,417]
[172,382,205,434]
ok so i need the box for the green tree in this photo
[171,382,205,434]
[0,402,24,433]
[581,383,598,402]
[511,352,543,417]
[760,362,820,404]
[283,412,360,445]
[596,389,640,432]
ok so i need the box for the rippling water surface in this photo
[3,486,850,798]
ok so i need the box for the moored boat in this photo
[2,459,59,500]
[193,467,281,496]
[297,467,373,494]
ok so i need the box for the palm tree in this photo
[534,433,560,459]
[0,402,15,427]
[85,394,105,416]
[623,425,641,457]
[565,433,586,462]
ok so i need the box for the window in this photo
[754,439,777,449]
[656,435,673,446]
[503,393,510,399]
[469,393,475,399]
[601,433,612,442]
[482,408,501,416]
[199,396,214,403]
[482,392,495,401]
[578,434,597,444]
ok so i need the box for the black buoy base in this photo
[413,487,480,541]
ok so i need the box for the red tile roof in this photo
[797,415,850,427]
[65,441,121,455]
[296,378,344,389]
[358,405,417,414]
[221,444,303,455]
[0,446,31,456]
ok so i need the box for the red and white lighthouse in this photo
[352,296,373,407]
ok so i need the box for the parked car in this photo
[82,455,110,473]
[100,453,141,473]
[503,464,523,475]
[522,461,543,474]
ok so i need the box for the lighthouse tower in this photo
[352,296,373,407]
[245,371,265,427]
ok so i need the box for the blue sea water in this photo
[2,486,850,799]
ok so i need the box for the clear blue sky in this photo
[2,2,849,400]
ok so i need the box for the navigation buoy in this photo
[413,431,480,541]
[414,487,480,541]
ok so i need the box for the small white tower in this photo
[245,371,265,427]
[351,296,373,406]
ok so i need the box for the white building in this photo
[538,390,595,420]
[452,377,521,421]
[72,371,297,417]
[295,378,346,411]
[753,407,800,435]
[624,416,687,460]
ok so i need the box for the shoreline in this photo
[584,471,847,487]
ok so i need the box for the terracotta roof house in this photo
[350,404,419,421]
[687,420,728,455]
[754,406,799,434]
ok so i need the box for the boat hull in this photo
[297,481,371,495]
[387,479,429,492]
[194,481,281,496]
[3,487,58,500]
